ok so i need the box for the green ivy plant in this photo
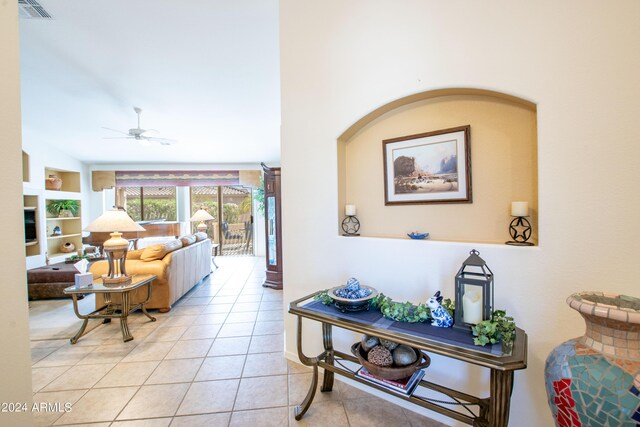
[313,289,517,349]
[471,310,516,348]
[313,290,334,305]
[67,254,91,262]
[371,293,431,323]
[314,290,456,324]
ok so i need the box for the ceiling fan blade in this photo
[102,136,135,139]
[143,136,177,146]
[102,127,130,135]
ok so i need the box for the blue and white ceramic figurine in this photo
[426,291,453,328]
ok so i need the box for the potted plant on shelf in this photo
[47,200,79,218]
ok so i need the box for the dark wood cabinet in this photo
[262,163,282,289]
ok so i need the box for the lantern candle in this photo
[462,290,483,325]
[345,204,357,216]
[511,201,529,217]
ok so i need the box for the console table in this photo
[64,274,157,344]
[288,292,527,427]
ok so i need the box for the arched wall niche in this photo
[337,88,538,244]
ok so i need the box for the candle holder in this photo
[506,216,534,246]
[341,215,360,236]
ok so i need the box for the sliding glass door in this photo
[190,186,253,256]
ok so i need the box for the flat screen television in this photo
[24,208,36,243]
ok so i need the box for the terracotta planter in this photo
[544,292,640,426]
[45,174,62,191]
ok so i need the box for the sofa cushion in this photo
[180,234,197,247]
[165,239,183,253]
[126,249,144,260]
[140,240,183,261]
[194,232,208,242]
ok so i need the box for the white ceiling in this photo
[19,0,280,164]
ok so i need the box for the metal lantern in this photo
[454,249,494,331]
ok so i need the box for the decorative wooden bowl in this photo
[351,342,431,380]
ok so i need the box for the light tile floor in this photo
[30,257,444,426]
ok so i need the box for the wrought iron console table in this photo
[289,292,527,427]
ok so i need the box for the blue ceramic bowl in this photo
[407,232,429,240]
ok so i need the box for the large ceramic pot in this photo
[544,292,640,426]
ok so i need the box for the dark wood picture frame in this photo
[383,125,472,205]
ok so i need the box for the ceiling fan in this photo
[103,107,177,146]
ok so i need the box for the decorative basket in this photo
[351,342,430,380]
[45,174,62,191]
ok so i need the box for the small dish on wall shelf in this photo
[407,232,429,240]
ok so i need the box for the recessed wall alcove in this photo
[337,88,538,244]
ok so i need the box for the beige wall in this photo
[341,93,537,243]
[280,1,640,426]
[0,1,35,425]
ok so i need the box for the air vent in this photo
[18,0,53,19]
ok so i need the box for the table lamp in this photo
[84,209,145,285]
[190,209,214,233]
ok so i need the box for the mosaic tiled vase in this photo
[544,292,640,426]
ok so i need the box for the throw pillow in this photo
[126,249,144,260]
[194,232,208,242]
[180,234,196,247]
[140,244,166,261]
[164,239,183,253]
[140,240,183,261]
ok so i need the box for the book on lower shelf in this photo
[356,367,425,395]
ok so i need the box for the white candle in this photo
[462,290,483,325]
[511,201,529,217]
[345,204,357,216]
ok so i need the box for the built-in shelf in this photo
[45,197,82,258]
[23,195,40,257]
[47,233,82,240]
[47,252,76,259]
[22,151,30,183]
[44,167,81,193]
[337,234,539,248]
[44,190,82,200]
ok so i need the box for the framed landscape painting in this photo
[383,125,472,205]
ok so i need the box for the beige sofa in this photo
[90,234,213,312]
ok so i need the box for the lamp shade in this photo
[84,210,146,232]
[190,209,214,223]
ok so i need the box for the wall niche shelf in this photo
[336,88,539,245]
[337,234,539,249]
[22,151,30,183]
[45,198,82,260]
[44,167,81,193]
[23,195,40,257]
[46,216,81,221]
